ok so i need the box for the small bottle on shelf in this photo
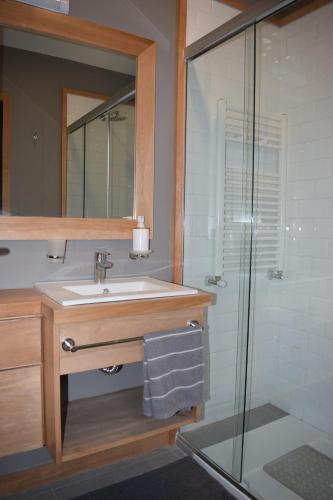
[132,215,149,252]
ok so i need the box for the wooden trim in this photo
[0,92,11,212]
[0,0,152,56]
[135,43,156,236]
[0,216,137,239]
[42,305,62,462]
[44,291,212,324]
[62,88,110,101]
[61,88,109,216]
[173,0,187,284]
[216,0,248,10]
[0,0,156,240]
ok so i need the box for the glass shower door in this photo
[85,114,110,218]
[241,3,333,498]
[67,127,85,217]
[181,26,256,482]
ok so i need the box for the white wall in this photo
[186,0,239,45]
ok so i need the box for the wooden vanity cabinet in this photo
[42,292,212,464]
[0,290,43,458]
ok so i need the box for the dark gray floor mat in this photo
[263,445,333,500]
[72,457,235,499]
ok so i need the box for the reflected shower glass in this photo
[66,94,135,219]
[66,127,85,217]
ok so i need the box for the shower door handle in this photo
[205,275,228,288]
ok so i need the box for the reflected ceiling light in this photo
[15,0,69,14]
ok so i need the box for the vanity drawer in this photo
[0,317,41,370]
[0,365,43,458]
[59,308,204,375]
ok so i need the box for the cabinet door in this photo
[0,317,41,370]
[0,365,43,457]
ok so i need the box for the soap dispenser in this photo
[133,215,149,252]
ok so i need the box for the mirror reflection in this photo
[66,86,135,219]
[0,27,136,218]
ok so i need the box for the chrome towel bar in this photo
[61,320,201,353]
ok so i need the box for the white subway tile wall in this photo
[258,3,333,436]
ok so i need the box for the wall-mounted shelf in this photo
[129,250,153,260]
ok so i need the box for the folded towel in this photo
[143,324,204,419]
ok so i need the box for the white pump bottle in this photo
[132,215,149,252]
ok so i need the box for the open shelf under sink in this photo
[61,386,196,462]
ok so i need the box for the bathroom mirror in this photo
[0,0,155,239]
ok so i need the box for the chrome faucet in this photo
[94,251,113,283]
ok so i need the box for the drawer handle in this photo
[61,320,201,353]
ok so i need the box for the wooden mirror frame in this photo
[0,0,155,239]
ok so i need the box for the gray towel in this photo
[143,325,204,419]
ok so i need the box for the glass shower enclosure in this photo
[66,85,135,219]
[180,1,333,498]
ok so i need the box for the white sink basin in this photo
[35,277,198,306]
[64,279,169,296]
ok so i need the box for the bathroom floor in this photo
[5,447,186,500]
[202,415,333,500]
[183,403,288,449]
